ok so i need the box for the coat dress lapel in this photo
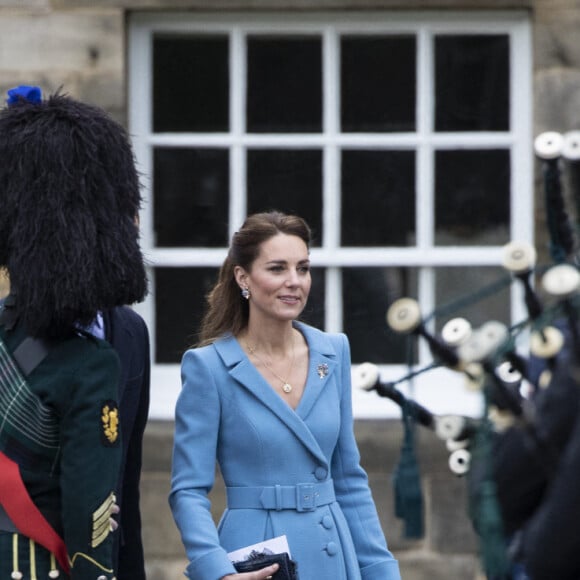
[213,322,339,467]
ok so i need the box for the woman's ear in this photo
[233,265,247,289]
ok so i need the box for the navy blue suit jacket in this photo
[104,306,150,580]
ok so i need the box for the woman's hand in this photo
[221,563,279,579]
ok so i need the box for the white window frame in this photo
[129,11,533,420]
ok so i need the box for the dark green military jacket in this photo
[0,318,122,579]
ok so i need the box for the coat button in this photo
[314,467,327,480]
[325,542,338,556]
[321,515,334,529]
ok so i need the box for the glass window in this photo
[435,34,509,132]
[343,267,419,364]
[155,267,219,362]
[130,12,532,419]
[300,267,325,330]
[153,147,230,247]
[341,36,416,133]
[341,150,415,246]
[153,35,229,133]
[247,36,322,133]
[247,149,323,244]
[435,149,511,246]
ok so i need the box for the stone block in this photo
[535,15,580,71]
[429,473,479,554]
[398,553,480,580]
[54,0,532,8]
[534,68,580,133]
[77,71,126,124]
[355,419,404,472]
[145,558,189,580]
[143,420,176,472]
[0,0,47,6]
[0,11,123,73]
[141,472,185,559]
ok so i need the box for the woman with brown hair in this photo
[170,211,401,580]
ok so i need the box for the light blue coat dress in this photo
[169,322,401,580]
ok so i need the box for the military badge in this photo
[91,491,116,547]
[100,400,119,446]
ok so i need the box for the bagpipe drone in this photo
[352,130,580,578]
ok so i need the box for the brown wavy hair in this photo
[197,211,311,346]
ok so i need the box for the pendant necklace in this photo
[247,336,295,394]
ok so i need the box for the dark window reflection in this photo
[247,149,323,246]
[341,150,415,246]
[154,148,229,247]
[435,149,510,246]
[343,267,418,364]
[247,36,322,133]
[153,35,229,133]
[155,267,219,363]
[341,35,416,132]
[434,266,511,334]
[435,35,509,132]
[299,267,325,331]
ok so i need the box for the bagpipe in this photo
[353,130,580,578]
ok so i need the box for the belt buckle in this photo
[296,483,316,512]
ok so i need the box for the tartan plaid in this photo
[0,338,61,471]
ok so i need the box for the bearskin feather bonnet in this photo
[0,87,148,338]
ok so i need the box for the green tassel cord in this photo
[467,393,511,579]
[392,402,424,539]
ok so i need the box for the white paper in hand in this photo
[227,534,291,564]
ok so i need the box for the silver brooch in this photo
[317,363,329,379]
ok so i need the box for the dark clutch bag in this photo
[233,551,298,580]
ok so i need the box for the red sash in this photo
[0,451,70,573]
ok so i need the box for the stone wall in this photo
[141,419,483,580]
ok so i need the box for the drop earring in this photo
[241,287,251,300]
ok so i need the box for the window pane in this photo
[434,266,511,334]
[155,267,219,363]
[300,267,325,331]
[435,35,509,132]
[341,35,416,132]
[435,149,510,246]
[153,148,229,247]
[341,150,415,246]
[247,36,322,133]
[247,149,323,246]
[344,267,418,364]
[153,34,229,132]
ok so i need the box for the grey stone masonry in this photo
[141,419,482,580]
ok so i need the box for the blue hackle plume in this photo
[6,85,42,106]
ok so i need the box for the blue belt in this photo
[226,480,335,512]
